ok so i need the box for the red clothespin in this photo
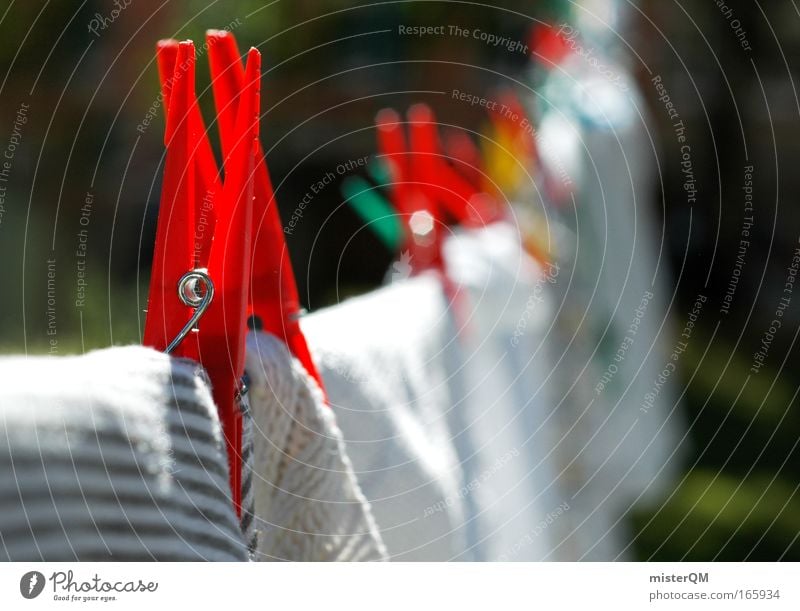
[144,39,261,516]
[205,30,325,395]
[144,41,203,362]
[198,47,260,517]
[373,105,471,331]
[442,128,505,222]
[375,107,441,273]
[407,104,498,228]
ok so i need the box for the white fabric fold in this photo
[244,331,388,561]
[443,222,569,561]
[302,274,471,560]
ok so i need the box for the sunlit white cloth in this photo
[302,222,569,561]
[302,274,471,560]
[443,222,569,560]
[534,49,683,559]
[245,331,387,561]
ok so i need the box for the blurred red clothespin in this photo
[143,37,261,516]
[407,103,499,228]
[375,107,442,273]
[375,103,502,275]
[373,105,472,324]
[529,23,572,69]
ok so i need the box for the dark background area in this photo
[0,0,798,560]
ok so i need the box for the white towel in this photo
[302,274,471,560]
[244,331,388,561]
[0,346,247,561]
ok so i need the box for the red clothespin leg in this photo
[443,128,484,191]
[144,41,199,359]
[197,47,261,516]
[156,40,220,268]
[206,30,326,395]
[405,103,448,273]
[155,40,178,106]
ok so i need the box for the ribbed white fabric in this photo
[0,346,247,561]
[244,331,388,561]
[302,275,470,561]
[0,340,384,562]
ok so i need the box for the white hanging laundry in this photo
[443,221,570,561]
[0,346,247,561]
[244,331,388,561]
[532,42,682,558]
[579,72,682,507]
[535,101,645,560]
[301,274,471,561]
[300,222,570,561]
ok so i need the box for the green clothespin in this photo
[341,174,404,252]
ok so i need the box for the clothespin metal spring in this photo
[164,269,214,355]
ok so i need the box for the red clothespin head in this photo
[144,38,261,516]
